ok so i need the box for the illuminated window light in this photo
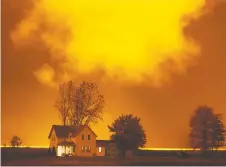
[98,147,102,152]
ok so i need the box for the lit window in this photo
[98,147,102,152]
[87,146,91,152]
[82,146,84,152]
[82,146,91,152]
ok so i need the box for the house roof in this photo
[58,141,76,146]
[48,124,97,139]
[96,140,115,147]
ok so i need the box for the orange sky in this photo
[2,0,226,148]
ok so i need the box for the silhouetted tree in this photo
[71,81,105,126]
[108,114,146,158]
[210,114,225,151]
[52,147,56,156]
[48,147,52,156]
[189,105,225,152]
[10,135,22,147]
[55,81,75,126]
[55,81,105,126]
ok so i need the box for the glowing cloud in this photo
[33,63,57,88]
[11,0,207,87]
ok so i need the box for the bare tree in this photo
[55,81,105,126]
[71,81,105,126]
[10,135,22,147]
[55,81,75,126]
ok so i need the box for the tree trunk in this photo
[119,149,126,159]
[63,118,66,126]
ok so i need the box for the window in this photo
[69,133,72,140]
[88,134,90,140]
[86,146,91,152]
[82,146,91,152]
[82,134,84,140]
[98,147,102,153]
[82,146,85,152]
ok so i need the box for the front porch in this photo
[57,141,76,157]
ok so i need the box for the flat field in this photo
[1,148,226,166]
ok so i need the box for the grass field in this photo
[1,147,226,166]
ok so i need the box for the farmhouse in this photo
[48,125,117,157]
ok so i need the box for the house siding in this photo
[49,125,103,157]
[96,146,106,156]
[75,126,96,156]
[49,129,58,154]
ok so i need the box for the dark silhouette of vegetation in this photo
[55,81,74,126]
[10,136,22,147]
[55,81,105,126]
[52,147,56,156]
[177,151,189,158]
[189,106,225,152]
[108,114,146,158]
[210,114,225,151]
[48,147,52,156]
[71,81,105,126]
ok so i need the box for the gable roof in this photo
[96,140,115,147]
[58,141,76,146]
[48,124,97,139]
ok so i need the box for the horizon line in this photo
[1,145,226,150]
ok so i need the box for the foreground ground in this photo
[1,148,226,166]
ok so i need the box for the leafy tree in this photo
[71,81,105,126]
[10,135,22,147]
[55,81,105,126]
[210,114,225,151]
[108,114,146,158]
[189,106,225,152]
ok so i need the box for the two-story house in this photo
[48,125,97,157]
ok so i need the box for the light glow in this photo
[98,147,102,152]
[11,0,207,87]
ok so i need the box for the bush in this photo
[177,151,189,158]
[48,147,52,156]
[52,147,56,156]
